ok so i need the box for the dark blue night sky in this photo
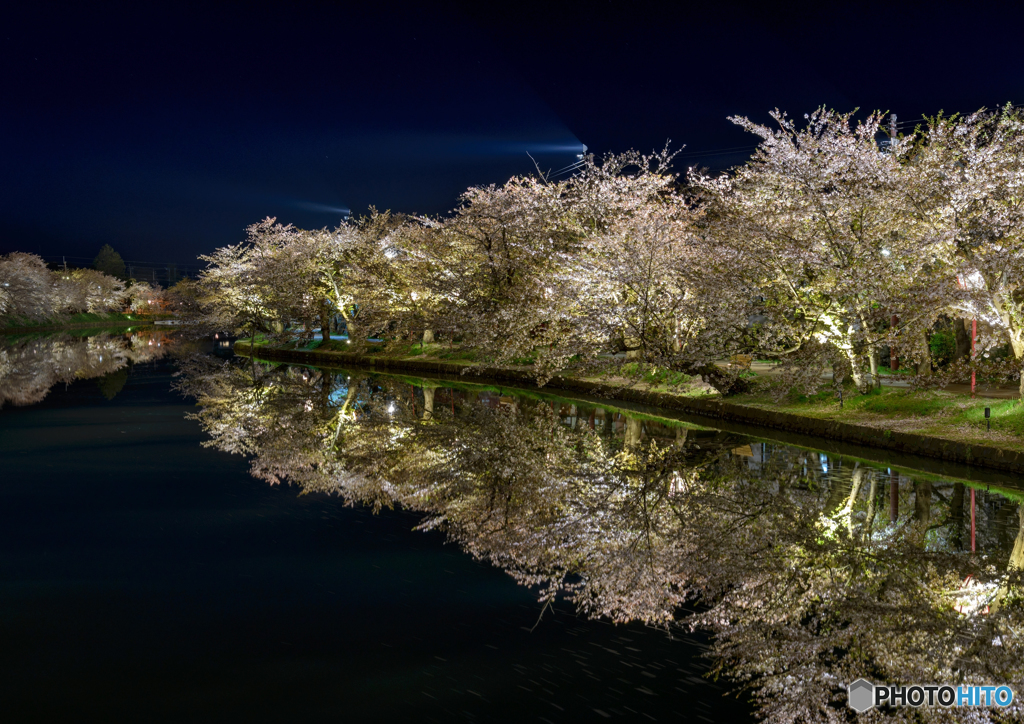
[3,0,1024,266]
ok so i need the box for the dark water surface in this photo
[5,332,1024,723]
[0,357,745,723]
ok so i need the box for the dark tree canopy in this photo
[93,244,126,280]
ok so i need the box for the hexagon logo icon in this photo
[849,678,875,713]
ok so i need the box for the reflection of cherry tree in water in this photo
[180,360,1024,723]
[0,330,175,408]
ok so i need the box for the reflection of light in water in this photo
[955,575,998,617]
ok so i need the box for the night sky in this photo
[3,0,1024,267]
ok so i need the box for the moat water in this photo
[1,331,1021,722]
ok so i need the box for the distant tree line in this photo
[0,245,186,325]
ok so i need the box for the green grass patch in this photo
[790,387,843,405]
[855,389,955,417]
[616,363,695,388]
[951,399,1024,436]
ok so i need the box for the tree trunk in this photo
[992,506,1024,613]
[954,318,971,362]
[845,350,868,393]
[995,502,1019,547]
[1008,506,1024,572]
[422,387,434,421]
[843,466,865,535]
[339,305,356,345]
[868,348,879,388]
[862,473,878,541]
[422,329,434,345]
[825,471,849,516]
[320,370,332,409]
[912,480,932,547]
[624,334,641,360]
[624,416,642,449]
[950,482,965,550]
[320,299,331,342]
[917,331,932,376]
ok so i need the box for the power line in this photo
[674,144,758,158]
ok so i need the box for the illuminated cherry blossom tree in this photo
[0,252,54,322]
[908,107,1024,395]
[692,110,940,392]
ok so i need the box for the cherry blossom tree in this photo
[69,268,127,313]
[126,282,158,313]
[50,270,88,315]
[692,109,941,392]
[0,252,54,322]
[558,149,756,389]
[196,221,289,336]
[908,107,1024,395]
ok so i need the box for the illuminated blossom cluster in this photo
[0,252,129,322]
[190,106,1024,395]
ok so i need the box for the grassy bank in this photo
[730,384,1024,454]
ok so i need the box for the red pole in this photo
[971,318,977,397]
[970,488,976,552]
